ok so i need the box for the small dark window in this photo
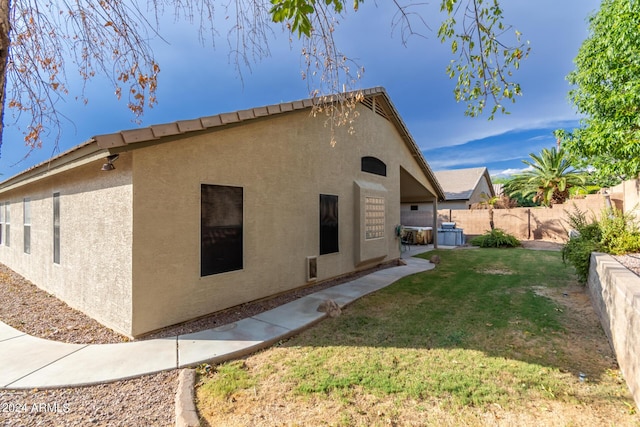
[361,156,387,177]
[410,205,419,211]
[53,193,60,264]
[5,202,10,247]
[320,194,339,255]
[23,198,31,254]
[201,184,243,276]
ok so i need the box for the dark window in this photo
[361,156,387,177]
[411,205,419,211]
[53,193,60,264]
[0,201,3,244]
[5,202,10,247]
[23,198,30,254]
[201,184,243,276]
[320,194,339,255]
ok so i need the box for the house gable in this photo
[0,87,444,337]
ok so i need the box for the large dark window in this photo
[320,194,339,255]
[53,193,60,264]
[361,156,387,177]
[201,184,243,276]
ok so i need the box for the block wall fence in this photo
[437,193,609,242]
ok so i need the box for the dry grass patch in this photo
[196,248,639,426]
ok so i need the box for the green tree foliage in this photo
[502,147,587,207]
[271,0,530,119]
[437,0,529,119]
[557,0,640,183]
[562,205,640,283]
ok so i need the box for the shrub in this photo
[561,237,600,283]
[469,229,520,248]
[562,205,640,283]
[598,208,640,255]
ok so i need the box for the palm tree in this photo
[472,193,500,230]
[503,147,587,207]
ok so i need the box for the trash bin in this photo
[437,228,464,246]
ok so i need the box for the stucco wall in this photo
[588,253,640,410]
[129,104,436,335]
[0,156,134,336]
[610,178,640,216]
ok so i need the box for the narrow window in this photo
[53,193,60,264]
[361,156,387,177]
[5,202,10,247]
[320,194,339,255]
[410,205,419,211]
[0,201,4,244]
[201,184,243,276]
[23,198,31,254]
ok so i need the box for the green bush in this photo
[562,205,640,283]
[561,237,600,282]
[469,229,520,248]
[599,208,640,254]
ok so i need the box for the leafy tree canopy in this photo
[557,0,640,183]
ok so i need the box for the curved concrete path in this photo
[0,253,435,389]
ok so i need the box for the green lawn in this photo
[197,248,638,426]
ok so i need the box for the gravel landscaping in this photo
[0,260,397,426]
[1,242,638,426]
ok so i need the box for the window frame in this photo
[0,201,4,245]
[364,196,385,240]
[361,156,387,177]
[200,184,244,277]
[23,198,31,254]
[319,194,339,255]
[5,202,10,247]
[53,192,60,264]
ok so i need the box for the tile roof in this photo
[0,87,445,200]
[434,167,494,201]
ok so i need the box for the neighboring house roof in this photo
[0,87,445,200]
[434,167,495,201]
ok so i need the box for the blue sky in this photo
[0,0,601,179]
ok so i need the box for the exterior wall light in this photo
[101,154,120,171]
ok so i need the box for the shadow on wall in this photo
[531,218,567,240]
[437,194,608,241]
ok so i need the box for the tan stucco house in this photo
[433,167,495,210]
[400,167,494,228]
[0,87,444,338]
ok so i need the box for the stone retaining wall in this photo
[588,253,640,410]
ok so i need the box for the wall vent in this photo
[306,256,318,282]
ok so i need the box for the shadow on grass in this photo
[274,248,625,405]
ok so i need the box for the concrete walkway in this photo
[0,249,435,389]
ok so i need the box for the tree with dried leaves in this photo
[0,0,529,157]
